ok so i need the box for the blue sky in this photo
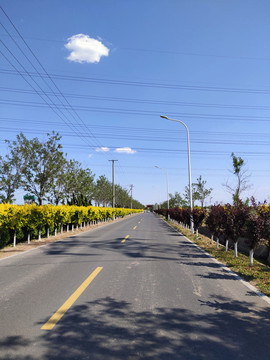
[1,0,270,206]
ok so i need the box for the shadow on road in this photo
[2,295,270,360]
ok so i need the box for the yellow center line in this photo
[133,226,137,230]
[41,266,103,331]
[121,234,130,243]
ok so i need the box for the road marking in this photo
[121,235,130,243]
[41,266,103,330]
[133,226,137,230]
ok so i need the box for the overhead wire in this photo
[0,19,102,149]
[0,8,105,151]
[2,67,270,94]
[2,85,270,111]
[1,6,269,183]
[0,126,270,147]
[2,30,270,63]
[1,117,270,139]
[1,98,270,122]
[0,6,127,178]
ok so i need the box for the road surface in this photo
[1,212,270,359]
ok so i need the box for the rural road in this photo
[0,212,270,360]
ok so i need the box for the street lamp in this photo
[155,166,170,218]
[160,115,194,233]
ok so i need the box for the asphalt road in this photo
[1,212,270,360]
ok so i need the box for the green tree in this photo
[224,152,251,205]
[183,184,199,207]
[131,199,144,209]
[0,154,21,203]
[115,184,130,208]
[94,175,112,207]
[166,192,187,208]
[6,132,66,205]
[63,159,95,206]
[193,175,213,208]
[46,159,68,205]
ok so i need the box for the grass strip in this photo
[168,220,270,297]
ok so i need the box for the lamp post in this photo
[160,115,194,233]
[155,166,170,218]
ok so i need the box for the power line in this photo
[2,30,270,63]
[1,139,269,159]
[0,126,270,147]
[2,85,270,111]
[2,98,270,122]
[1,67,270,95]
[0,6,128,179]
[0,42,97,149]
[1,117,270,139]
[0,8,105,152]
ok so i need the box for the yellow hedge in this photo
[0,204,142,232]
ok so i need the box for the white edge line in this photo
[158,215,270,305]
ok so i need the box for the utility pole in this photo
[130,184,134,209]
[109,160,118,219]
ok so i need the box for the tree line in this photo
[0,132,143,209]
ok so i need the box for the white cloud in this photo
[95,147,110,152]
[65,34,109,63]
[115,147,136,154]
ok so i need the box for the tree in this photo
[93,175,112,207]
[46,159,68,205]
[63,159,95,206]
[245,211,264,266]
[6,132,66,205]
[0,154,21,203]
[193,175,213,208]
[205,205,225,248]
[245,198,269,266]
[131,199,144,209]
[183,184,199,207]
[223,153,251,205]
[115,185,130,208]
[192,207,207,235]
[168,192,187,208]
[222,203,250,257]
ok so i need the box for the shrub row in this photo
[155,201,270,266]
[155,207,207,233]
[0,204,142,248]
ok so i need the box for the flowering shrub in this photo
[0,204,142,248]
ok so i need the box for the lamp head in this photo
[160,115,169,119]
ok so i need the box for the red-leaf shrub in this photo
[205,205,225,238]
[192,208,206,231]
